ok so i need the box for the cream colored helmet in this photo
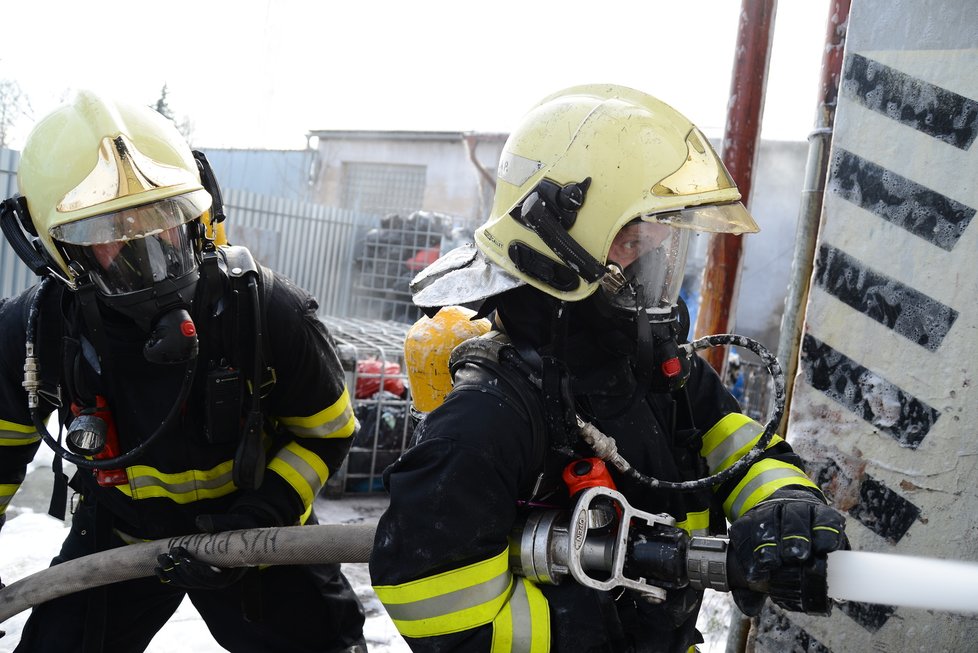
[16,89,211,283]
[412,84,757,311]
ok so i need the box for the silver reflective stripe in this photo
[276,446,325,491]
[729,467,809,519]
[509,580,532,652]
[0,429,39,444]
[287,403,354,438]
[130,469,233,494]
[497,152,544,187]
[382,570,512,622]
[705,420,765,472]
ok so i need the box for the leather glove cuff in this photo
[731,588,766,617]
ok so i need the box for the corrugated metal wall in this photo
[222,188,364,317]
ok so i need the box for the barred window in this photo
[340,162,426,215]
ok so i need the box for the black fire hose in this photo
[0,523,377,627]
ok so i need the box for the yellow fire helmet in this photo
[16,89,212,282]
[412,83,758,310]
[404,305,492,413]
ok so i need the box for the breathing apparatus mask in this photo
[52,193,206,364]
[589,217,691,392]
[509,181,698,393]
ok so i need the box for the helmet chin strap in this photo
[628,284,655,375]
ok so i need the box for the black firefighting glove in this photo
[155,545,247,590]
[156,497,281,590]
[728,487,848,616]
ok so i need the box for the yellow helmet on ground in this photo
[412,84,758,313]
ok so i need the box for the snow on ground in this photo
[0,451,732,651]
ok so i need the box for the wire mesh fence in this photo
[321,316,414,495]
[348,210,473,324]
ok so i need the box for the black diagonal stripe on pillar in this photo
[842,53,978,149]
[829,148,975,251]
[754,604,833,653]
[813,243,958,350]
[811,460,921,545]
[848,476,921,543]
[801,334,940,449]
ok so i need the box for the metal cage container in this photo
[321,316,414,495]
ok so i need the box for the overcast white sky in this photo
[2,0,832,150]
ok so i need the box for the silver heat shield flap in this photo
[410,243,524,308]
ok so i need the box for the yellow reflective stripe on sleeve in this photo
[0,483,19,514]
[374,548,513,637]
[491,577,550,653]
[675,509,711,536]
[114,459,237,502]
[278,387,356,438]
[701,413,784,473]
[724,459,820,520]
[0,419,40,446]
[298,502,313,525]
[268,441,329,511]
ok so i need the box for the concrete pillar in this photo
[755,0,978,650]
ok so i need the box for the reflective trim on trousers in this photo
[374,548,514,637]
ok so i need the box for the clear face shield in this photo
[50,193,203,297]
[601,219,691,315]
[599,201,756,315]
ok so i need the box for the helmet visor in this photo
[650,201,759,234]
[603,220,690,312]
[51,193,205,295]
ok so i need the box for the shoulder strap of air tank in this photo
[26,280,68,408]
[449,333,550,482]
[220,245,276,394]
[24,280,72,520]
[255,262,275,394]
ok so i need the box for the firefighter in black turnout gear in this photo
[0,91,365,652]
[369,85,848,652]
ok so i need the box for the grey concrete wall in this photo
[757,0,978,650]
[736,139,810,350]
[311,133,505,225]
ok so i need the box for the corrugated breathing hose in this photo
[0,523,377,627]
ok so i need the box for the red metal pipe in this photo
[694,0,778,374]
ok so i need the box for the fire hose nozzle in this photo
[686,537,731,592]
[512,486,832,615]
